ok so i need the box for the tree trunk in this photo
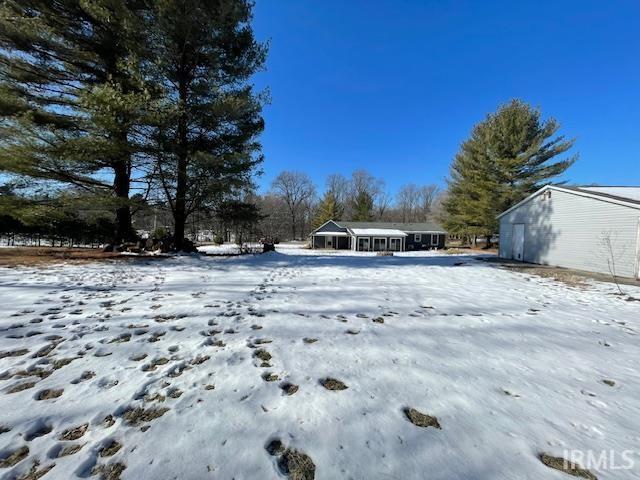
[113,158,133,245]
[290,213,296,241]
[173,70,189,251]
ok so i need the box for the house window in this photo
[373,237,387,251]
[430,234,438,246]
[414,233,421,242]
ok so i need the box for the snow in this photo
[1,246,639,479]
[349,228,408,236]
[197,242,262,255]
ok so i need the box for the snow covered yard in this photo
[0,247,639,480]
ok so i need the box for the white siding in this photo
[499,189,640,278]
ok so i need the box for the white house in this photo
[498,185,640,279]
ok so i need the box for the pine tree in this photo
[351,190,374,222]
[0,0,150,244]
[312,191,343,229]
[148,0,267,250]
[443,99,576,240]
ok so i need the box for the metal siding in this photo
[500,224,513,259]
[499,189,639,277]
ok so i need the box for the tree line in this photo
[262,100,576,244]
[0,0,265,251]
[258,169,442,241]
[0,0,576,252]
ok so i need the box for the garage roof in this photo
[498,185,640,218]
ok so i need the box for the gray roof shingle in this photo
[336,221,446,232]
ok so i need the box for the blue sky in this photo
[251,0,640,194]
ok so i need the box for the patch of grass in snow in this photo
[302,338,317,344]
[265,437,315,479]
[32,343,58,358]
[143,392,166,403]
[262,372,279,382]
[35,388,63,400]
[71,370,96,384]
[13,367,52,380]
[320,378,347,391]
[403,408,441,429]
[58,423,88,441]
[57,443,83,457]
[108,333,131,344]
[539,453,597,479]
[190,355,210,365]
[280,382,299,396]
[167,388,182,398]
[15,460,55,480]
[99,440,122,457]
[278,449,316,480]
[265,439,285,456]
[0,348,29,359]
[51,357,76,369]
[254,349,271,362]
[121,407,169,426]
[0,445,29,467]
[141,357,169,372]
[6,381,37,394]
[101,415,115,428]
[91,462,126,480]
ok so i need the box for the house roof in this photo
[350,228,408,237]
[497,184,640,218]
[337,221,446,232]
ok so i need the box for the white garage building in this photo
[498,185,640,279]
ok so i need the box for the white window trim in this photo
[414,233,421,242]
[389,237,402,251]
[358,237,370,252]
[372,237,387,251]
[430,234,438,246]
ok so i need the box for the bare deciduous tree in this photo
[419,185,440,220]
[599,230,625,295]
[326,173,350,208]
[271,171,316,240]
[396,183,441,222]
[397,183,421,222]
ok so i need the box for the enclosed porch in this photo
[311,232,351,249]
[350,229,407,252]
